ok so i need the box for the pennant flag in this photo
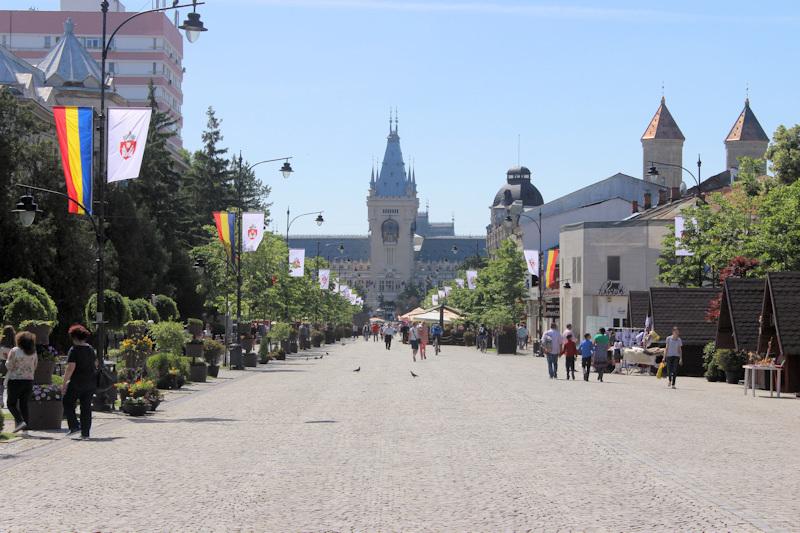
[546,249,560,288]
[107,107,151,183]
[242,212,265,252]
[212,211,236,259]
[674,216,694,257]
[455,278,465,289]
[289,248,305,277]
[524,249,540,275]
[431,294,439,306]
[466,270,478,290]
[319,269,330,290]
[53,106,93,215]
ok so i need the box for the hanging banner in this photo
[107,107,151,183]
[438,289,446,299]
[242,212,265,252]
[319,269,330,290]
[289,248,305,277]
[212,211,236,260]
[443,286,452,296]
[455,278,465,289]
[431,294,439,306]
[466,270,478,290]
[524,249,540,275]
[546,249,560,288]
[675,216,694,256]
[53,106,93,214]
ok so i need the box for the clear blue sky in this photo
[8,1,800,235]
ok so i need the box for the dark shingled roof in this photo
[725,99,769,142]
[642,97,685,141]
[650,287,720,345]
[760,272,800,357]
[288,236,370,261]
[715,278,764,352]
[627,291,651,331]
[416,237,487,262]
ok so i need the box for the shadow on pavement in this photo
[304,420,337,424]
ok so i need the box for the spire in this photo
[37,18,102,88]
[726,98,769,142]
[642,96,685,140]
[394,107,398,134]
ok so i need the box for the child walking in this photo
[561,333,578,380]
[579,333,593,381]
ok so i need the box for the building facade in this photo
[1,0,185,146]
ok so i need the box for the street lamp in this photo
[505,209,544,353]
[647,155,702,197]
[12,193,42,227]
[285,208,325,320]
[178,3,208,43]
[280,161,294,179]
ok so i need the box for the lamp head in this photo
[280,160,293,179]
[451,245,458,255]
[179,9,207,43]
[647,165,659,177]
[563,282,572,289]
[503,213,514,229]
[337,244,344,254]
[315,213,324,226]
[12,194,41,227]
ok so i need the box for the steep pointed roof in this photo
[0,44,44,86]
[642,97,685,141]
[725,99,769,142]
[37,18,102,88]
[375,121,411,197]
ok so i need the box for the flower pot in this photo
[147,398,161,411]
[725,371,741,385]
[34,360,55,385]
[207,365,220,378]
[189,363,207,383]
[240,336,254,353]
[325,331,335,344]
[188,322,203,338]
[244,352,258,367]
[125,403,148,417]
[125,323,148,338]
[27,400,63,431]
[289,341,298,354]
[259,357,269,365]
[25,324,51,346]
[185,342,204,359]
[496,331,517,355]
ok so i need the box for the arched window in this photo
[381,219,399,244]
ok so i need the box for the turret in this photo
[642,96,685,189]
[725,98,769,173]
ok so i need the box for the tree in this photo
[473,239,527,326]
[765,124,800,185]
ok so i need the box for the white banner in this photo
[242,212,265,252]
[455,278,465,289]
[443,286,452,296]
[107,107,151,183]
[431,294,439,306]
[319,269,330,290]
[675,216,694,256]
[466,270,478,290]
[524,249,540,275]
[289,248,305,277]
[438,289,446,299]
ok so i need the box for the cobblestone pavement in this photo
[2,339,799,532]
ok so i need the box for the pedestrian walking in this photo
[62,325,98,439]
[5,331,37,433]
[400,323,409,344]
[363,324,370,341]
[561,324,574,350]
[0,325,15,408]
[664,327,683,389]
[579,333,593,381]
[541,322,562,379]
[418,322,429,359]
[592,328,610,382]
[384,323,396,350]
[516,323,528,351]
[408,322,420,361]
[613,337,624,373]
[371,322,380,342]
[561,333,577,380]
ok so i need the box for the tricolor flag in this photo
[213,211,236,260]
[107,107,151,183]
[546,249,559,288]
[53,106,93,215]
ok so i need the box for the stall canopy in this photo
[399,307,425,321]
[715,278,763,352]
[757,272,800,392]
[408,306,464,324]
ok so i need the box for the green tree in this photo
[765,124,800,185]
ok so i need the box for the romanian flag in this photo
[53,106,93,215]
[213,211,236,259]
[546,248,559,288]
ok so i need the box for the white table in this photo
[621,348,657,374]
[743,364,782,398]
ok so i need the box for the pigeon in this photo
[410,371,418,378]
[314,356,320,360]
[320,354,324,359]
[353,367,361,372]
[306,357,309,361]
[326,352,329,355]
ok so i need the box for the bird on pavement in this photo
[314,356,320,359]
[353,367,360,372]
[410,371,418,378]
[306,357,309,361]
[326,352,329,355]
[320,354,324,359]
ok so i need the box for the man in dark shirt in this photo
[62,325,98,439]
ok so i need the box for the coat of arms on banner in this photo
[247,224,259,241]
[119,131,138,160]
[290,257,302,269]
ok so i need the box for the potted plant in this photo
[33,345,58,385]
[28,383,63,430]
[267,322,291,357]
[463,330,476,347]
[122,397,148,417]
[716,349,747,384]
[203,338,224,377]
[311,330,324,348]
[21,319,53,346]
[124,320,149,338]
[115,382,131,404]
[324,326,335,344]
[703,342,724,382]
[119,335,154,370]
[187,318,204,338]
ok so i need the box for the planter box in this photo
[188,323,203,338]
[189,363,207,383]
[124,403,148,417]
[25,324,51,346]
[240,337,254,353]
[185,342,204,359]
[289,341,298,354]
[34,360,55,385]
[207,365,220,378]
[325,331,335,344]
[496,332,517,355]
[244,352,258,367]
[27,400,63,431]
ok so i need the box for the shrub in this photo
[716,349,748,377]
[0,278,58,327]
[3,293,48,329]
[146,352,188,379]
[203,338,224,366]
[129,298,160,322]
[85,290,131,332]
[147,321,187,356]
[258,340,272,360]
[267,322,291,342]
[463,330,476,346]
[153,295,179,322]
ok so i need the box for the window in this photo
[83,37,101,49]
[386,247,395,265]
[607,256,621,281]
[152,62,157,74]
[108,62,115,74]
[572,256,582,283]
[44,36,51,48]
[381,219,399,244]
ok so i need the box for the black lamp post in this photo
[314,242,344,325]
[505,209,543,351]
[647,155,702,197]
[284,208,324,320]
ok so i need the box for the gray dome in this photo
[493,164,543,207]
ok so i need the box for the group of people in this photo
[541,323,683,386]
[1,324,101,438]
[360,320,444,361]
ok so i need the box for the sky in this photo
[6,0,800,236]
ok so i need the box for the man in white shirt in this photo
[561,324,574,349]
[541,323,563,379]
[383,324,396,350]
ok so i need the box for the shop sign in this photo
[543,299,560,318]
[598,281,626,296]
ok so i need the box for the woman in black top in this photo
[62,324,98,439]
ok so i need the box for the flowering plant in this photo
[123,397,147,407]
[32,384,62,401]
[128,379,157,398]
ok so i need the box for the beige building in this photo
[642,97,685,189]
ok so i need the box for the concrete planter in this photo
[27,400,63,431]
[189,363,207,383]
[244,352,258,367]
[33,360,55,385]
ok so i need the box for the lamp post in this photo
[285,208,324,320]
[315,242,344,325]
[647,155,702,197]
[505,209,543,352]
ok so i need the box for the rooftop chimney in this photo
[631,200,639,214]
[643,192,652,210]
[670,187,681,202]
[658,189,667,206]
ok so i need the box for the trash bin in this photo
[228,343,244,370]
